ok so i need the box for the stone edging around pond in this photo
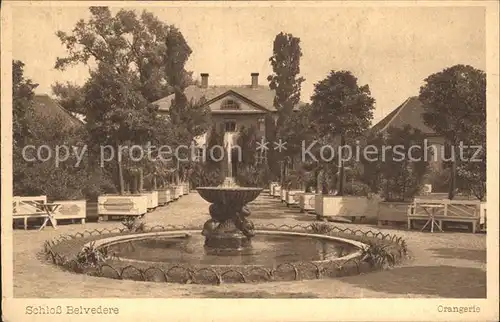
[42,224,409,285]
[86,230,368,266]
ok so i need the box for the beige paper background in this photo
[1,1,498,321]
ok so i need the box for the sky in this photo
[12,5,486,123]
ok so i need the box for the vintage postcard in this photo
[1,1,499,321]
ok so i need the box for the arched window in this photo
[221,99,240,110]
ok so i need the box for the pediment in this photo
[203,91,269,113]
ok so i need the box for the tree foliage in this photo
[366,126,430,202]
[16,113,116,200]
[191,124,225,187]
[268,32,305,129]
[55,7,192,102]
[234,125,271,187]
[51,82,86,117]
[13,60,38,145]
[266,32,305,180]
[310,70,375,140]
[55,7,198,194]
[419,64,486,199]
[236,125,259,166]
[12,61,115,199]
[310,70,375,195]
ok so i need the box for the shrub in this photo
[343,181,371,197]
[121,217,146,232]
[360,241,396,268]
[76,241,109,268]
[189,162,224,188]
[14,113,116,200]
[364,126,429,201]
[235,164,268,187]
[426,167,451,193]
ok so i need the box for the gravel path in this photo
[13,193,486,298]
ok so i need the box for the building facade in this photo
[153,73,305,175]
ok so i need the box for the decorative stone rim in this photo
[83,230,367,267]
[42,224,409,285]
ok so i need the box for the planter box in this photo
[280,188,288,203]
[156,189,171,206]
[142,191,159,211]
[480,202,486,229]
[98,195,148,220]
[299,193,316,213]
[272,185,281,198]
[169,187,178,200]
[175,185,183,199]
[86,200,98,222]
[315,195,370,221]
[377,201,412,226]
[286,190,303,206]
[182,182,189,195]
[269,182,279,196]
[52,200,86,224]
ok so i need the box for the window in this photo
[225,120,237,132]
[193,148,204,162]
[221,99,240,110]
[258,118,265,132]
[255,147,268,165]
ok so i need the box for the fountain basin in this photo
[45,225,409,285]
[88,230,364,267]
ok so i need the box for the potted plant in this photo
[284,170,304,207]
[297,164,318,213]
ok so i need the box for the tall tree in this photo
[13,60,38,145]
[12,60,38,191]
[310,70,375,195]
[55,7,198,193]
[55,7,193,102]
[267,32,305,181]
[166,90,211,184]
[83,63,159,194]
[419,64,486,200]
[164,26,193,91]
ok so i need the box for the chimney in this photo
[200,73,209,88]
[251,73,259,88]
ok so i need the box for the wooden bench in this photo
[408,198,482,233]
[13,196,60,230]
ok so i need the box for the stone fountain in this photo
[196,139,262,251]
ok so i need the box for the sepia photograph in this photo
[1,1,499,321]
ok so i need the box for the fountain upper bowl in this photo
[196,187,263,205]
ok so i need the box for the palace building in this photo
[153,73,306,174]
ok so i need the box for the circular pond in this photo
[105,232,360,266]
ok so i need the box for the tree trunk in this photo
[153,176,157,190]
[448,159,457,200]
[337,135,345,196]
[124,175,130,193]
[445,140,456,200]
[116,145,125,195]
[139,168,144,192]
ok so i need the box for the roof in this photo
[371,96,436,135]
[152,84,305,112]
[30,94,85,128]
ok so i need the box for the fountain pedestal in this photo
[197,183,262,252]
